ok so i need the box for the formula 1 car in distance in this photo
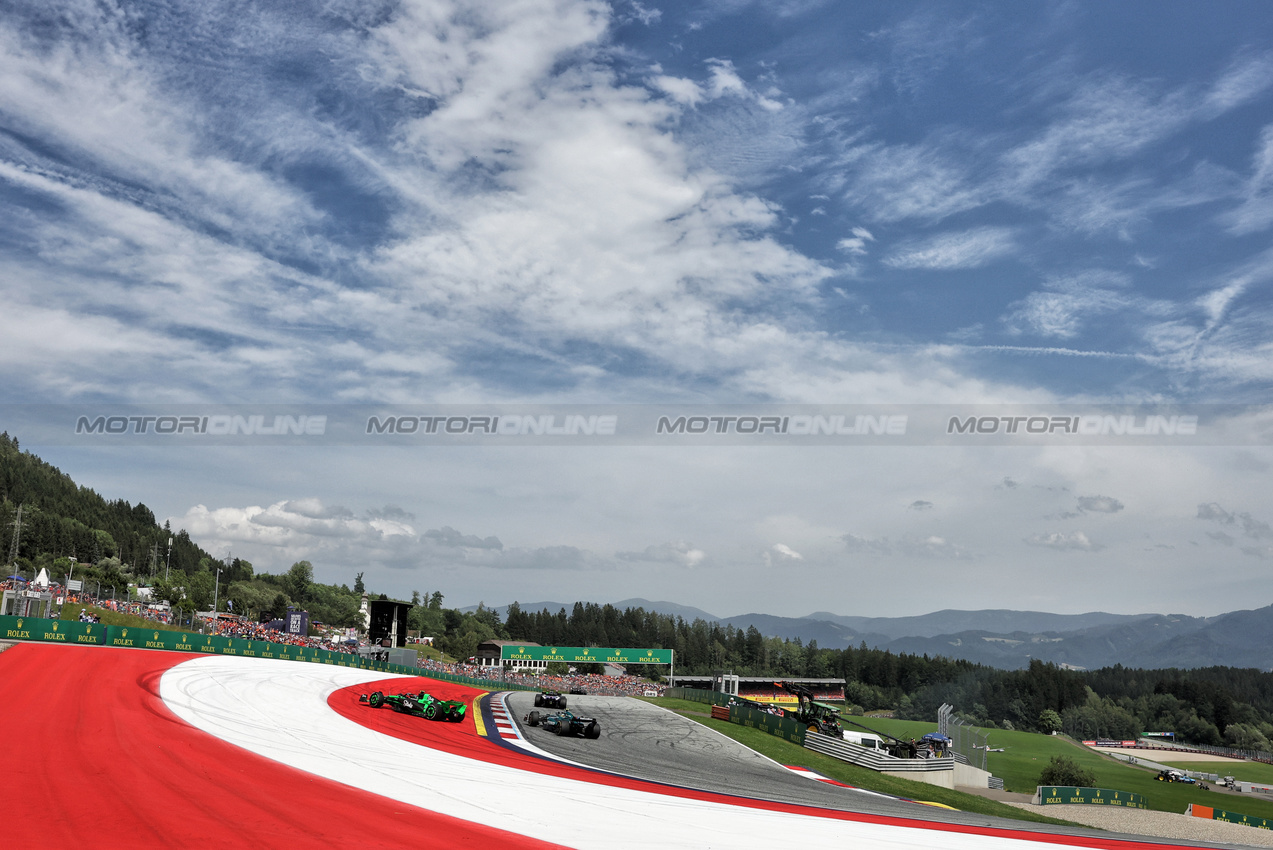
[359,690,467,722]
[534,690,568,708]
[525,709,601,739]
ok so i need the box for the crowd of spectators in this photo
[9,589,669,695]
[417,657,668,697]
[213,618,361,654]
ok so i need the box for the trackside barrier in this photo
[729,702,807,745]
[1032,786,1147,809]
[0,614,538,692]
[1187,804,1273,830]
[804,733,954,774]
[667,686,739,709]
[667,687,807,745]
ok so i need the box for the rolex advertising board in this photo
[499,645,672,664]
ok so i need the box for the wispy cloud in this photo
[1223,124,1273,235]
[616,541,707,568]
[1024,531,1100,551]
[1076,495,1123,514]
[884,226,1017,270]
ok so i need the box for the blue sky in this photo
[2,0,1272,618]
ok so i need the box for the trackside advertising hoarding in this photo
[1036,786,1146,808]
[499,645,672,665]
[0,614,544,693]
[1188,805,1273,830]
[1,617,107,646]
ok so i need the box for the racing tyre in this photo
[556,719,572,736]
[559,697,566,709]
[368,692,384,708]
[527,711,541,726]
[534,694,543,707]
[585,721,600,739]
[424,704,438,720]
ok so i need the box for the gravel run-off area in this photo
[1004,802,1273,848]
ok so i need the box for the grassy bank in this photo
[642,697,1071,825]
[59,603,194,632]
[836,714,1273,818]
[645,697,1273,823]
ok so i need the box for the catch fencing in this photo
[939,702,989,771]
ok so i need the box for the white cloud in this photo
[1076,495,1123,514]
[652,74,706,106]
[616,541,708,568]
[425,526,504,550]
[172,499,607,574]
[1024,531,1099,551]
[840,532,967,559]
[836,226,875,255]
[762,543,804,566]
[1224,124,1273,234]
[883,226,1017,270]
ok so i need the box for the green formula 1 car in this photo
[359,690,467,722]
[524,709,601,739]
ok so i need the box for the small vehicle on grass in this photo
[534,689,568,708]
[359,690,467,722]
[524,709,601,739]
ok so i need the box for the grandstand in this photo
[672,674,845,705]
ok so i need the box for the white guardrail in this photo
[803,734,954,774]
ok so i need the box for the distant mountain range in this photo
[465,598,1273,672]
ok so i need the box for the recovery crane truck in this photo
[774,681,844,737]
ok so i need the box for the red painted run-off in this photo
[3,643,1186,850]
[0,644,564,850]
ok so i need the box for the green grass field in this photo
[645,698,1273,823]
[840,715,1273,817]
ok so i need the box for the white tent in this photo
[34,567,50,589]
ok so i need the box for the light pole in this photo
[59,557,76,615]
[212,567,222,632]
[165,537,173,580]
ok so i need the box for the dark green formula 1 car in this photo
[524,709,600,739]
[359,690,467,722]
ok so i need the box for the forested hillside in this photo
[0,432,208,575]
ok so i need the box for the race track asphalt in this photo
[505,692,1256,850]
